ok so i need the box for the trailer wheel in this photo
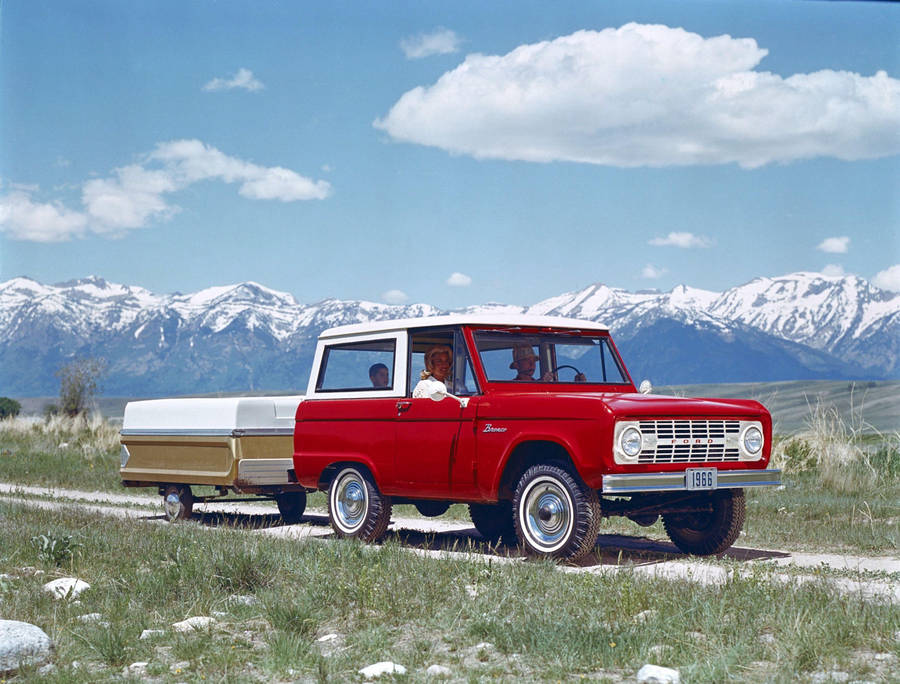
[663,489,745,555]
[513,463,601,561]
[328,466,392,542]
[468,502,517,546]
[275,491,307,524]
[163,485,193,522]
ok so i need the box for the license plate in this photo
[685,468,717,491]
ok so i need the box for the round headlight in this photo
[742,426,763,455]
[620,426,643,458]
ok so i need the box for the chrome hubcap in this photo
[164,492,181,520]
[522,477,572,551]
[334,471,367,532]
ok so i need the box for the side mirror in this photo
[639,380,652,395]
[427,379,470,408]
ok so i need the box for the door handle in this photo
[396,400,412,413]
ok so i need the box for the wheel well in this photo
[497,441,575,500]
[317,461,373,491]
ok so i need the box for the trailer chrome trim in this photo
[601,468,781,494]
[120,428,294,438]
[237,458,296,485]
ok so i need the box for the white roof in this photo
[319,314,608,340]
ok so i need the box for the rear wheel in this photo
[663,489,745,555]
[513,463,601,561]
[328,466,392,543]
[275,491,307,523]
[468,502,517,546]
[163,485,193,522]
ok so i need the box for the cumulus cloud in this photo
[822,264,847,277]
[400,28,461,59]
[382,289,409,304]
[446,272,472,287]
[873,264,900,292]
[817,236,850,254]
[0,139,331,241]
[0,190,88,242]
[649,232,712,248]
[203,68,265,92]
[641,264,668,279]
[375,23,900,168]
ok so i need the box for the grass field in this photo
[0,405,898,681]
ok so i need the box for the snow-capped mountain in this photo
[1,272,897,396]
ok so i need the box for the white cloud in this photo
[648,232,712,248]
[822,264,847,277]
[641,264,668,279]
[202,68,265,92]
[400,28,461,59]
[873,264,900,292]
[0,190,88,242]
[382,289,409,304]
[375,23,900,168]
[446,272,472,287]
[817,236,850,254]
[1,140,330,241]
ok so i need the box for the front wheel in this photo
[328,466,392,543]
[276,491,307,524]
[163,485,193,522]
[663,489,745,555]
[513,464,601,561]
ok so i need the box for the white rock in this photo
[38,663,57,675]
[426,664,452,677]
[212,611,228,618]
[172,616,216,632]
[76,613,105,624]
[42,577,90,600]
[125,661,149,676]
[140,629,165,640]
[0,620,52,673]
[759,633,777,645]
[227,594,259,606]
[874,653,896,662]
[358,661,407,678]
[474,641,494,651]
[648,644,672,658]
[171,660,190,673]
[634,609,659,624]
[316,633,339,643]
[464,584,478,598]
[637,664,681,684]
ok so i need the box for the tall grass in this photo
[0,414,122,490]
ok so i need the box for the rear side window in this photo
[316,339,396,392]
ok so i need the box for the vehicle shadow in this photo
[167,510,790,568]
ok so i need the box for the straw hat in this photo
[509,344,537,369]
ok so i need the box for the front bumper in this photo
[601,468,782,494]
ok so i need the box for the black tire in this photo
[275,491,307,524]
[163,485,193,522]
[414,501,451,518]
[663,489,745,555]
[512,463,601,561]
[327,466,392,543]
[468,502,517,546]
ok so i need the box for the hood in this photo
[596,392,769,419]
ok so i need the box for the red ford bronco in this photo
[292,314,780,561]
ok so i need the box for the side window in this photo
[453,330,479,396]
[316,339,396,392]
[407,329,456,396]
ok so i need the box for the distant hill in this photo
[1,271,897,396]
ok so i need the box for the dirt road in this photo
[1,482,897,602]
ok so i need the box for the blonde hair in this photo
[420,345,452,380]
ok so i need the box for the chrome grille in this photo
[638,420,741,464]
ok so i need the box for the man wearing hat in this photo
[510,344,552,381]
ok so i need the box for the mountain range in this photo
[1,272,897,396]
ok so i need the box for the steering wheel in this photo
[550,364,583,379]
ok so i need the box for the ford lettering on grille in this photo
[639,420,741,464]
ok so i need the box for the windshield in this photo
[473,330,630,385]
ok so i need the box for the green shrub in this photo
[0,397,21,419]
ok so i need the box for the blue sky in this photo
[1,0,898,308]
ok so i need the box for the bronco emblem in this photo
[483,424,507,433]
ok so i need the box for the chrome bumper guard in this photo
[602,468,782,494]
